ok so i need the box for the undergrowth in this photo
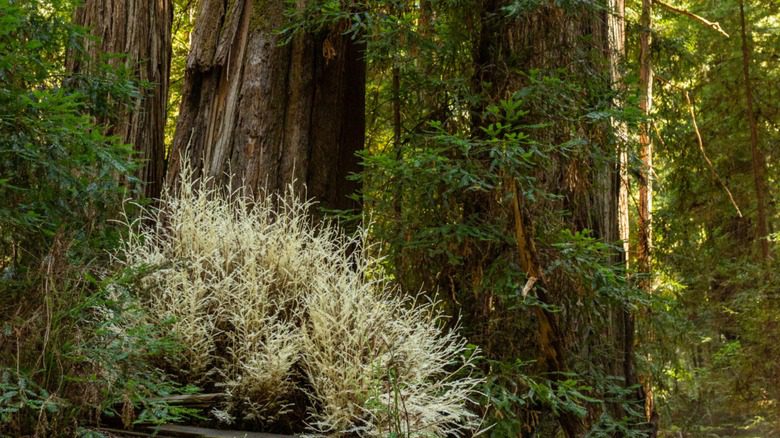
[118,165,483,436]
[0,2,202,434]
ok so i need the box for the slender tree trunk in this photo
[637,2,660,434]
[392,64,402,219]
[606,0,648,428]
[638,0,653,279]
[166,0,366,212]
[393,67,402,155]
[609,1,630,269]
[738,0,771,261]
[68,0,172,200]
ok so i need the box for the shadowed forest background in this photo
[1,0,779,437]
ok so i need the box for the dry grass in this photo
[117,166,482,436]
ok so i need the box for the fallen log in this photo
[91,425,295,438]
[147,393,226,407]
[147,424,294,437]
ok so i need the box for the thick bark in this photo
[469,1,632,435]
[166,0,366,212]
[476,2,619,239]
[69,0,172,200]
[738,0,771,261]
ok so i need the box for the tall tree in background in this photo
[471,0,625,241]
[638,0,653,278]
[166,0,365,211]
[611,0,631,268]
[607,0,636,391]
[738,0,771,260]
[637,0,657,432]
[649,0,779,432]
[68,0,172,199]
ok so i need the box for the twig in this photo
[655,0,730,37]
[684,91,743,217]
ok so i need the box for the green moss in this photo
[249,0,279,33]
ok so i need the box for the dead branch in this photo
[684,91,743,217]
[655,0,730,37]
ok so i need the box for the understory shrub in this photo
[118,166,482,436]
[0,1,185,434]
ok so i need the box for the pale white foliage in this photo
[118,166,482,436]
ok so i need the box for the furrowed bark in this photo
[467,1,633,435]
[167,0,366,212]
[69,0,172,200]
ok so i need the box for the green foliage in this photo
[354,9,649,426]
[643,0,780,436]
[636,0,780,434]
[361,87,556,281]
[0,0,139,275]
[0,368,59,436]
[0,272,200,435]
[0,1,197,435]
[73,272,202,428]
[480,357,646,437]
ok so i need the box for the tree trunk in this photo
[166,0,366,212]
[738,0,771,261]
[609,1,630,269]
[637,1,660,434]
[607,1,653,431]
[469,1,631,435]
[69,0,172,200]
[638,0,653,280]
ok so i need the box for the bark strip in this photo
[167,0,366,212]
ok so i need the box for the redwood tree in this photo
[638,0,654,278]
[166,0,366,212]
[739,0,771,261]
[68,0,172,199]
[467,1,639,434]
